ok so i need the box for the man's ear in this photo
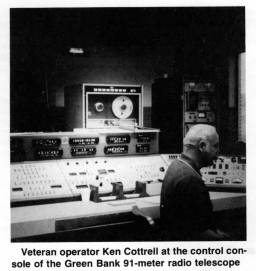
[198,140,206,152]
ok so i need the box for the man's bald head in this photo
[183,124,219,167]
[183,124,218,147]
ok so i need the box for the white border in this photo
[2,2,256,270]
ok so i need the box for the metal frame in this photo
[82,83,143,127]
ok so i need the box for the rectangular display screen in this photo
[104,145,128,154]
[198,112,206,118]
[69,137,99,146]
[32,138,61,147]
[136,144,150,153]
[35,149,63,159]
[137,133,154,143]
[106,135,130,144]
[71,147,96,156]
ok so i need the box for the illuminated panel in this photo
[136,144,150,153]
[201,156,246,189]
[86,85,142,94]
[104,145,128,155]
[32,138,61,147]
[10,128,159,161]
[71,147,96,156]
[106,135,130,144]
[69,137,99,146]
[137,133,154,143]
[35,149,63,160]
[198,112,206,118]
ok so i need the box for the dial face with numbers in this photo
[112,96,133,119]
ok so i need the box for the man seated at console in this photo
[160,124,229,241]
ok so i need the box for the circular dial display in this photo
[112,96,133,119]
[94,102,104,112]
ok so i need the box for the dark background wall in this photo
[10,7,245,153]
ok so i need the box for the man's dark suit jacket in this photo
[160,154,216,240]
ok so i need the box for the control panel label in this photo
[136,144,150,153]
[71,147,96,156]
[104,145,128,154]
[69,137,99,146]
[35,149,63,159]
[32,138,61,147]
[106,135,130,144]
[85,85,142,94]
[137,133,154,143]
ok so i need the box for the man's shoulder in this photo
[167,159,199,177]
[164,159,202,185]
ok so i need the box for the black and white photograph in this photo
[9,6,246,243]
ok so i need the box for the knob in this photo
[159,167,165,172]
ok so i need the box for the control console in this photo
[161,154,246,191]
[11,155,168,206]
[11,129,159,162]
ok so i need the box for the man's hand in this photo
[200,228,230,240]
[215,229,230,239]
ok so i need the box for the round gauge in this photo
[94,102,104,112]
[112,96,133,119]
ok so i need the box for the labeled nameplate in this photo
[106,135,131,144]
[69,137,99,146]
[71,147,96,156]
[104,145,128,154]
[35,149,63,159]
[137,133,154,143]
[32,138,61,147]
[136,144,150,153]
